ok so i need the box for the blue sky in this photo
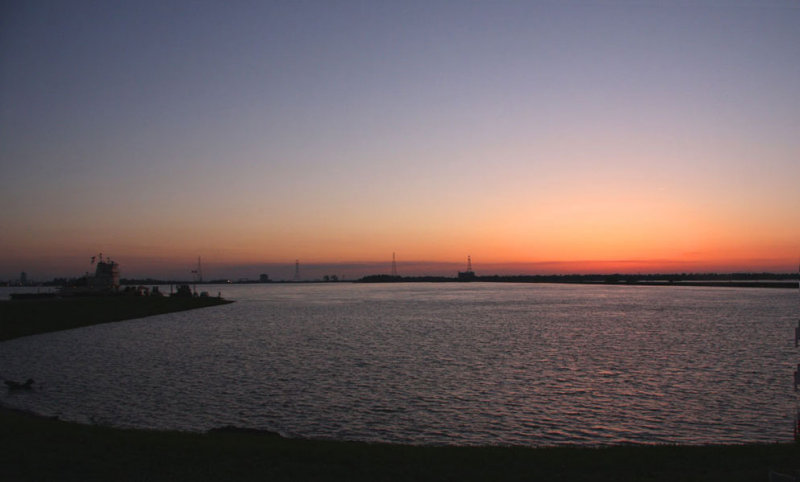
[1,1,799,280]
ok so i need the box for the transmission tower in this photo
[391,252,398,277]
[294,259,300,281]
[190,256,203,295]
[466,255,473,273]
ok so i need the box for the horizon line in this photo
[3,256,798,282]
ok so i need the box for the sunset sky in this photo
[1,1,799,281]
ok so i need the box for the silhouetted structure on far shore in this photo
[457,255,476,281]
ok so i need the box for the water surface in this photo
[1,283,797,446]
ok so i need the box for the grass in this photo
[1,406,798,481]
[0,295,233,341]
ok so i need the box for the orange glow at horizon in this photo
[2,2,799,281]
[5,177,796,279]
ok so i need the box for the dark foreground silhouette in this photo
[4,378,34,390]
[0,405,798,481]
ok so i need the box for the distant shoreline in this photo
[6,271,797,287]
[355,275,799,289]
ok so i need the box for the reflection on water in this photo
[0,283,796,446]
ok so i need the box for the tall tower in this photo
[191,257,202,283]
[294,259,300,281]
[458,255,476,281]
[391,252,398,277]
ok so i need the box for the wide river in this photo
[1,282,798,446]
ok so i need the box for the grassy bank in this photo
[0,406,797,481]
[0,295,233,341]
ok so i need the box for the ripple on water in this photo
[0,283,796,446]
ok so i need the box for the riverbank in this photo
[0,405,797,481]
[0,295,233,341]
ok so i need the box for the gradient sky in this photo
[1,0,799,280]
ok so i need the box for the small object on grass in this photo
[4,378,34,390]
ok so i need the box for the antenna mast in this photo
[295,259,300,282]
[391,252,398,277]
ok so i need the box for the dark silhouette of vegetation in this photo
[358,275,404,283]
[457,271,477,281]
